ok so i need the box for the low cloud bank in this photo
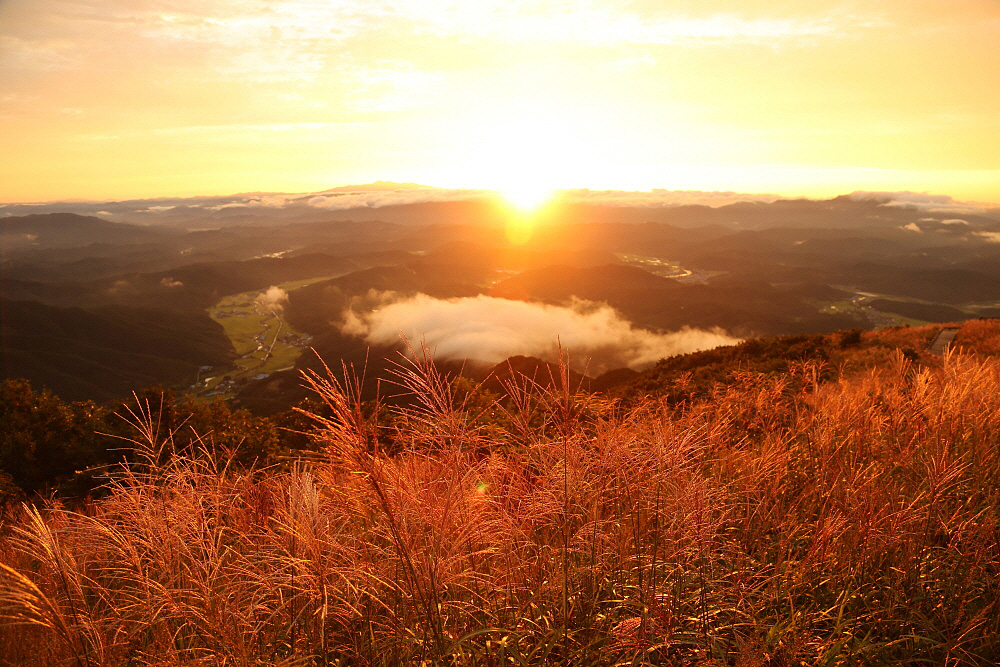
[306,188,493,210]
[849,191,987,216]
[13,186,950,220]
[303,187,781,211]
[341,292,740,375]
[559,188,780,208]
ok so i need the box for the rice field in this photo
[199,283,317,396]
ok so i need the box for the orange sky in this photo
[2,0,999,204]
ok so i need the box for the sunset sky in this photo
[2,0,999,204]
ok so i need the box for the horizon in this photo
[3,183,999,215]
[2,1,1000,205]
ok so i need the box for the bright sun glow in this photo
[499,182,555,213]
[465,103,585,216]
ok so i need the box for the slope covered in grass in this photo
[2,324,1000,664]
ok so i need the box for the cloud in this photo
[0,184,793,216]
[256,285,289,313]
[341,292,739,374]
[382,2,846,47]
[560,188,781,207]
[849,191,987,216]
[0,185,809,214]
[306,188,493,210]
[974,232,1000,244]
[248,195,292,208]
[305,186,781,210]
[901,222,922,233]
[159,277,183,288]
[206,202,253,211]
[195,194,301,211]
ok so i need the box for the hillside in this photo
[0,298,233,402]
[3,320,1000,664]
[0,213,175,250]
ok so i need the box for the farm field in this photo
[196,280,328,397]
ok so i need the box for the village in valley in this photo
[193,285,313,399]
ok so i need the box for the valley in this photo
[4,192,1000,412]
[196,286,315,399]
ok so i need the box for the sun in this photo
[499,181,555,214]
[494,180,559,244]
[494,180,561,244]
[464,102,582,216]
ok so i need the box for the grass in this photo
[3,340,1000,665]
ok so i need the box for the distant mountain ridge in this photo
[1,212,174,248]
[5,188,998,229]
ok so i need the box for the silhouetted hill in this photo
[1,213,174,250]
[0,298,232,402]
[2,252,401,311]
[867,299,969,323]
[610,322,976,403]
[477,355,590,395]
[844,264,1000,304]
[489,264,861,337]
[414,241,621,274]
[490,264,681,303]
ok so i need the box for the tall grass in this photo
[2,348,1000,665]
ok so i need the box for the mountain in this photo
[0,298,232,402]
[488,263,861,337]
[1,213,174,250]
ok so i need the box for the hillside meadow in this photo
[2,321,1000,665]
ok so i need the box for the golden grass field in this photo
[3,322,1000,665]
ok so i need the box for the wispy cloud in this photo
[974,232,1000,244]
[376,1,849,46]
[306,188,492,210]
[561,188,780,207]
[256,286,289,313]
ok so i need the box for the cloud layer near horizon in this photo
[341,292,740,374]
